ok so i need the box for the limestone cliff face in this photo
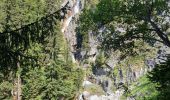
[60,1,170,100]
[60,1,145,99]
[60,0,83,63]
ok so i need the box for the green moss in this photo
[85,84,105,95]
[110,85,117,92]
[120,95,127,100]
[113,65,119,76]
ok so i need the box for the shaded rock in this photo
[119,68,124,83]
[94,68,107,76]
[101,79,112,93]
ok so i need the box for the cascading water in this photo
[61,0,80,33]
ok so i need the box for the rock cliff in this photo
[60,0,170,100]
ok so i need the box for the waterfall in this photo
[74,0,80,14]
[61,15,73,33]
[61,0,80,33]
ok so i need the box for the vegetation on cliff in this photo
[0,0,170,99]
[79,0,170,99]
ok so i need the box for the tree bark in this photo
[17,66,22,100]
[149,20,170,47]
[12,59,22,100]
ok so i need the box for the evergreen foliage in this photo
[127,75,158,100]
[148,55,170,100]
[79,0,170,99]
[0,0,83,99]
[95,51,106,68]
[79,0,170,51]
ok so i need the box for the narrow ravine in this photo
[60,1,125,100]
[60,0,170,100]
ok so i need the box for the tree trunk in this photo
[12,60,22,100]
[149,20,170,47]
[17,68,22,100]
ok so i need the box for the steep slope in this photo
[60,0,170,100]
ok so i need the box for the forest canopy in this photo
[0,0,83,99]
[79,0,170,51]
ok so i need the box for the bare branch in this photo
[149,20,170,47]
[131,36,164,44]
[0,3,69,35]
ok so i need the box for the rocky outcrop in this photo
[60,1,170,100]
[79,89,124,100]
[145,45,170,70]
[61,0,83,63]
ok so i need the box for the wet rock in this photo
[83,81,93,87]
[89,95,99,100]
[82,91,90,100]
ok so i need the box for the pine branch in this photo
[0,2,69,35]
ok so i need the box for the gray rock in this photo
[83,81,93,87]
[82,91,90,100]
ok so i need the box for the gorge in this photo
[0,0,170,100]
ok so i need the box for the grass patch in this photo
[84,84,105,96]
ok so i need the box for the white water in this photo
[61,16,73,33]
[61,0,80,33]
[74,0,80,14]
